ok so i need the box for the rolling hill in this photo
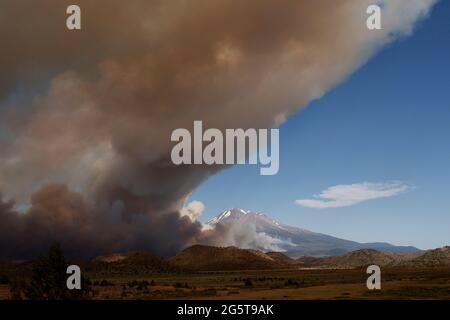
[167,245,288,271]
[398,246,450,268]
[314,249,419,269]
[87,251,179,275]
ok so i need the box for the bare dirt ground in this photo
[0,285,10,300]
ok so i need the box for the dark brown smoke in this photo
[0,185,203,260]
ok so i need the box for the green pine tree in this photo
[13,241,91,300]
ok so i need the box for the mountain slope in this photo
[87,251,178,275]
[398,246,450,267]
[316,249,414,269]
[205,208,419,257]
[167,245,286,271]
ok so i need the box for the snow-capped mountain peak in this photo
[208,208,265,223]
[204,208,419,257]
[205,208,302,233]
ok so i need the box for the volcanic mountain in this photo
[205,208,419,257]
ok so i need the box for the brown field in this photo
[3,267,448,300]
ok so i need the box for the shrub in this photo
[99,279,114,287]
[12,241,91,300]
[244,278,253,287]
[0,275,9,284]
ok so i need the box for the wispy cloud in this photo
[295,182,412,209]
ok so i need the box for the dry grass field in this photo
[3,267,446,300]
[1,245,449,300]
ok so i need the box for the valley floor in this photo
[3,267,449,300]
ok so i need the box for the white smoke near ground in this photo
[202,220,295,252]
[0,0,437,259]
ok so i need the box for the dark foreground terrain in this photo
[1,266,449,300]
[0,269,450,299]
[1,245,449,300]
[85,267,450,300]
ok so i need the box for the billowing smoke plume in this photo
[202,221,295,252]
[0,0,436,259]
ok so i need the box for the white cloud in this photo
[295,182,412,209]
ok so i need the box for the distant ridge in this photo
[2,245,448,276]
[165,246,449,271]
[60,245,450,273]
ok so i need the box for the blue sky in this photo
[191,0,450,250]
